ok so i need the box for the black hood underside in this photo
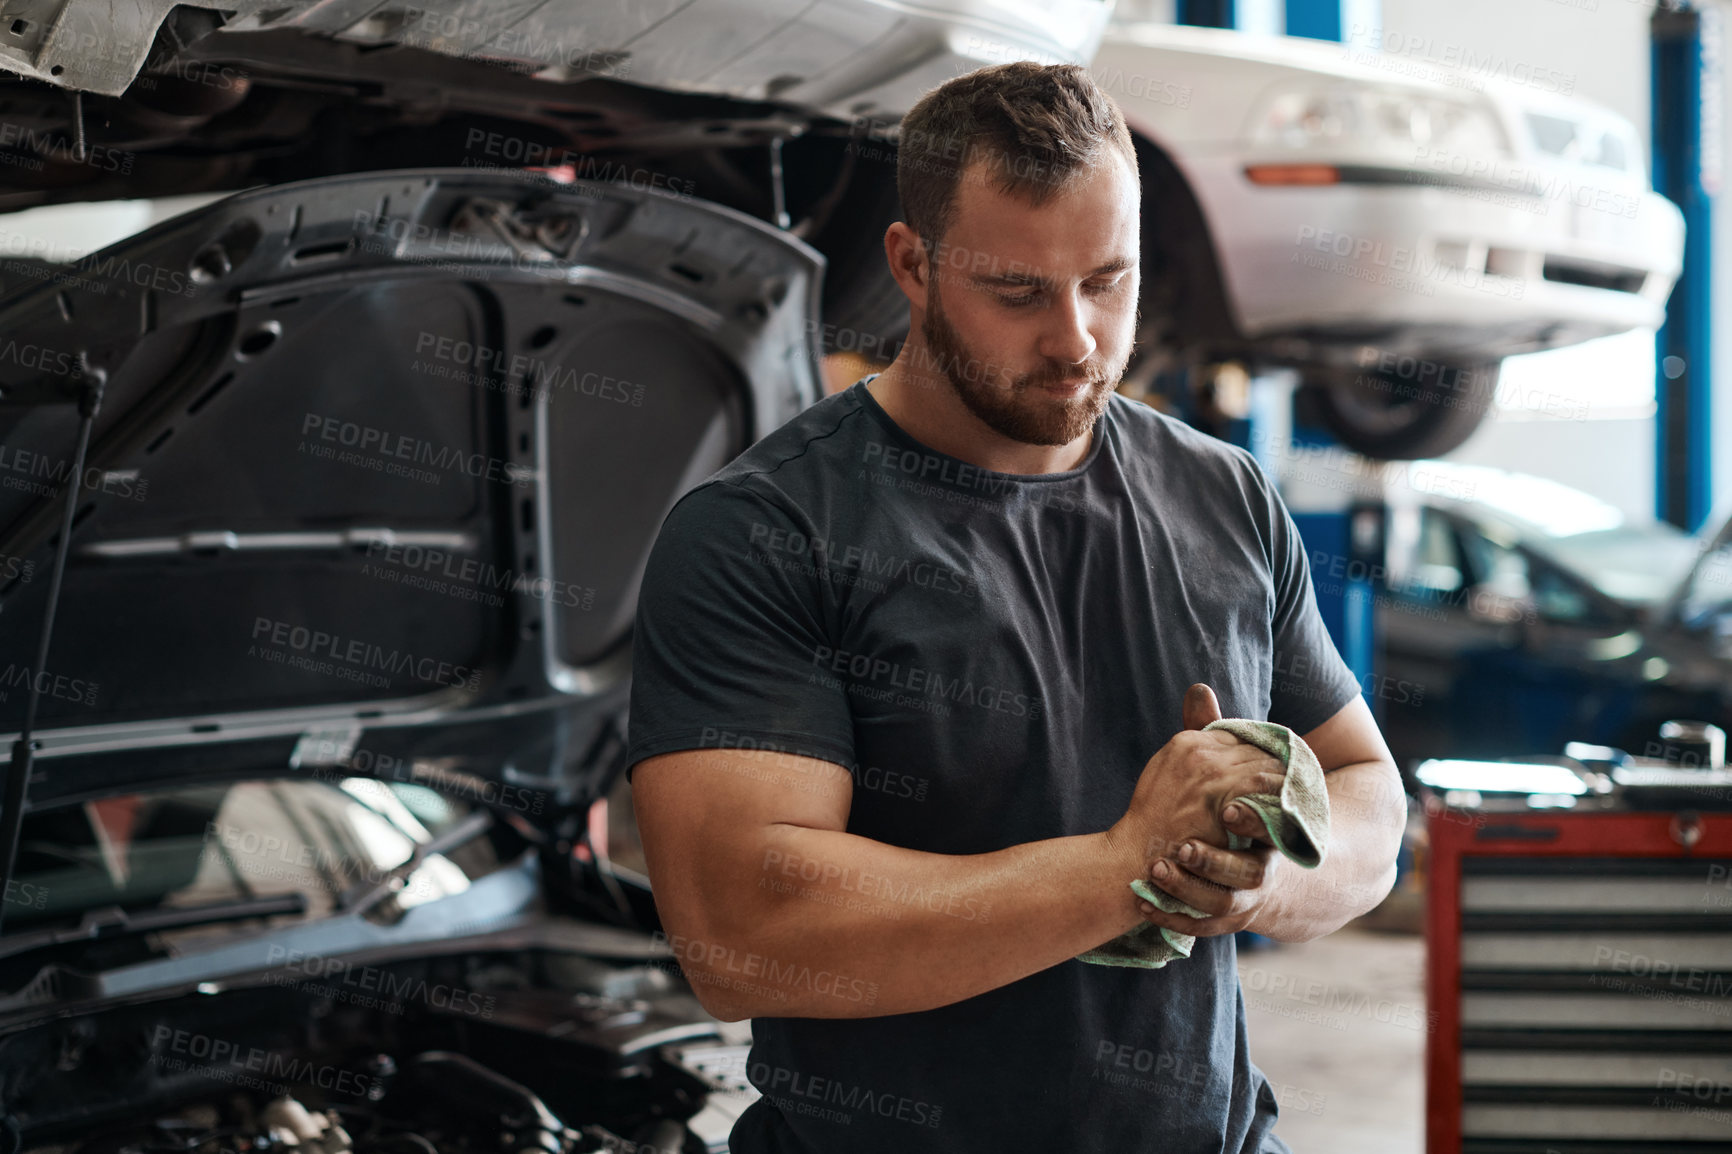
[0,167,824,817]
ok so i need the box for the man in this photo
[625,61,1405,1153]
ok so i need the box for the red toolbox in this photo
[1426,789,1732,1153]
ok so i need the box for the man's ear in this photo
[884,221,931,311]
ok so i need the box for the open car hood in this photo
[0,167,823,821]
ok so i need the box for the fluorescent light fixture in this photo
[1563,741,1626,764]
[1414,758,1588,795]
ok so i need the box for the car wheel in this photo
[1119,135,1239,399]
[1302,361,1498,460]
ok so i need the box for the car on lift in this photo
[1370,461,1732,770]
[0,0,1112,368]
[0,1,1685,464]
[0,2,1115,1150]
[1088,22,1684,459]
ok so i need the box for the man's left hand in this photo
[1136,801,1283,938]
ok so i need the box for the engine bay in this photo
[0,944,748,1154]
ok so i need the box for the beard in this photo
[919,279,1125,448]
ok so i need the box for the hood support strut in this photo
[0,369,106,935]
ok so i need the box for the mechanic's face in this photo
[919,148,1139,447]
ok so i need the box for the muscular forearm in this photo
[640,706,1297,1020]
[675,822,1152,1020]
[1244,758,1404,943]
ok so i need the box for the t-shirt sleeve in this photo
[624,478,856,779]
[1249,461,1364,736]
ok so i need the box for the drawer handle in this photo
[1671,811,1703,850]
[1474,824,1560,841]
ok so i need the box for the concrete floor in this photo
[1239,925,1426,1154]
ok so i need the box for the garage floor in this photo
[1240,925,1426,1154]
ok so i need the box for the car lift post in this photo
[1174,0,1233,28]
[1652,3,1718,532]
[1177,0,1381,42]
[1175,0,1395,961]
[1177,0,1383,717]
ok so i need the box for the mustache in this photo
[920,300,1121,394]
[1016,365,1114,392]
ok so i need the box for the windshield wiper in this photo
[0,806,494,965]
[339,808,495,917]
[0,893,307,963]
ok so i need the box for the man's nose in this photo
[1037,288,1096,367]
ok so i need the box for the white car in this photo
[1089,22,1684,457]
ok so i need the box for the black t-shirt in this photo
[625,377,1361,1154]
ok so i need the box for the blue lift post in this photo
[1179,0,1361,35]
[1176,0,1390,943]
[1179,0,1371,39]
[1280,0,1380,713]
[1174,0,1233,29]
[1652,4,1718,532]
[1177,0,1381,708]
[1283,0,1342,42]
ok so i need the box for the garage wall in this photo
[1428,413,1656,523]
[1374,0,1651,141]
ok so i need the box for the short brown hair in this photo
[896,61,1137,255]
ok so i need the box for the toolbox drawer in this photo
[1427,812,1732,1154]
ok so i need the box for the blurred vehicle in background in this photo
[1089,22,1684,459]
[1374,461,1732,770]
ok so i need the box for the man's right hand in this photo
[1104,683,1286,877]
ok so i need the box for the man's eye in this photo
[997,291,1041,308]
[1086,277,1126,294]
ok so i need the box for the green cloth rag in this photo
[1078,718,1331,969]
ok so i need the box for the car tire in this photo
[1120,135,1239,397]
[1302,361,1499,460]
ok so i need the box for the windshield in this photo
[1412,462,1629,537]
[1538,527,1702,606]
[5,777,502,934]
[1409,460,1700,605]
